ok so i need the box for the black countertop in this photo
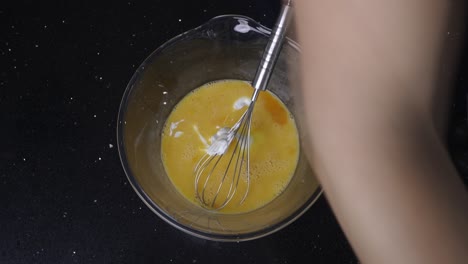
[1,1,466,263]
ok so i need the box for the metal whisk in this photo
[194,1,293,210]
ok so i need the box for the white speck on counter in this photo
[98,157,101,161]
[93,114,97,118]
[178,19,182,22]
[109,144,114,148]
[174,131,183,138]
[233,96,251,110]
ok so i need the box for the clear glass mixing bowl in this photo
[117,15,321,241]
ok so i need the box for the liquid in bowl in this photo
[161,79,300,213]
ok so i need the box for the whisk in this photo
[194,1,293,210]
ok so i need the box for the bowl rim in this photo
[116,14,322,242]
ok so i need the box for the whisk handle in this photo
[252,1,293,92]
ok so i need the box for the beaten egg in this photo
[161,80,299,213]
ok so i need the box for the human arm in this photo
[294,0,468,263]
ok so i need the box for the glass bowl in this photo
[117,15,321,241]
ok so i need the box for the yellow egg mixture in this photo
[161,80,299,213]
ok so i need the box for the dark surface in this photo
[1,1,466,264]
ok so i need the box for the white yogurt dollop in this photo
[206,127,234,156]
[200,96,252,156]
[233,97,251,110]
[174,131,183,138]
[169,119,184,136]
